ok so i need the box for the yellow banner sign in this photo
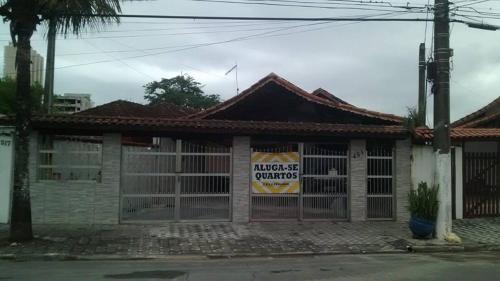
[251,152,300,194]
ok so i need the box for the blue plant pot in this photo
[409,216,435,238]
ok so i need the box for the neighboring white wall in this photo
[0,127,14,224]
[464,141,498,153]
[454,147,463,219]
[411,145,435,188]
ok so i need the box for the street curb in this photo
[0,244,478,261]
[463,244,500,252]
[0,253,208,262]
[408,245,465,253]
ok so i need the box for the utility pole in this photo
[43,17,56,114]
[433,0,452,239]
[418,43,426,123]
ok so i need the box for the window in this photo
[38,135,102,182]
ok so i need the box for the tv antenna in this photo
[225,63,239,95]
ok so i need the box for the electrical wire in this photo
[424,0,431,44]
[189,0,429,13]
[5,11,407,75]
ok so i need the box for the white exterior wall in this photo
[411,145,435,189]
[0,127,14,223]
[454,147,463,219]
[412,145,464,220]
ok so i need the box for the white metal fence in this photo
[302,143,349,220]
[366,142,394,219]
[250,142,349,221]
[120,138,231,222]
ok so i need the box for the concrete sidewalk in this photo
[454,218,500,251]
[0,221,466,259]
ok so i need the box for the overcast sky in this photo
[1,0,500,123]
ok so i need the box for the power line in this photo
[50,11,399,57]
[195,0,430,9]
[424,0,431,43]
[6,12,406,75]
[105,37,226,78]
[60,13,437,22]
[51,23,339,40]
[2,21,331,76]
[0,21,294,36]
[189,0,429,13]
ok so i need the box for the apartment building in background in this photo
[53,93,94,114]
[3,43,45,86]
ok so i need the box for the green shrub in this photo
[408,182,439,221]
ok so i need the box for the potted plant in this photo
[408,182,439,238]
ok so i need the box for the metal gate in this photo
[366,142,394,220]
[120,138,232,222]
[463,152,500,218]
[250,142,349,221]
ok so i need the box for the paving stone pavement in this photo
[454,218,500,246]
[0,219,490,258]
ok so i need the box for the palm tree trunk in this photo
[10,25,33,242]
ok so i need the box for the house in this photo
[0,73,413,224]
[414,97,500,219]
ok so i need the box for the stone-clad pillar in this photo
[232,136,250,223]
[94,133,121,224]
[350,139,367,221]
[395,138,412,222]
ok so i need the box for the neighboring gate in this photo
[120,138,232,222]
[463,152,500,218]
[250,142,349,221]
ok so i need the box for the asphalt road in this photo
[0,252,499,281]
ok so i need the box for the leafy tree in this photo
[144,74,221,109]
[0,0,123,242]
[0,77,43,115]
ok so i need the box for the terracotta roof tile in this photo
[458,111,500,128]
[311,88,349,105]
[452,96,500,127]
[0,115,407,137]
[414,127,500,141]
[77,100,198,119]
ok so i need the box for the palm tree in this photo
[0,0,123,242]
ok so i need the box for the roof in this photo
[452,97,500,127]
[457,111,500,128]
[311,88,349,105]
[187,73,404,124]
[77,100,198,119]
[414,127,500,141]
[0,115,407,138]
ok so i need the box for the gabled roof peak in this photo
[453,96,500,127]
[186,73,403,124]
[311,88,349,105]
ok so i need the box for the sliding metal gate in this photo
[463,151,500,218]
[120,138,232,222]
[366,142,395,219]
[250,142,349,221]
